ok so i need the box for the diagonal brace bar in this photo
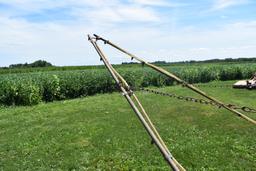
[93,34,256,125]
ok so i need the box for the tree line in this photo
[122,57,256,65]
[0,60,53,69]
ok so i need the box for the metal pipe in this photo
[93,34,256,125]
[88,35,181,170]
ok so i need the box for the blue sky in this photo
[0,0,256,67]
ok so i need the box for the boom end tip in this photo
[87,34,93,41]
[93,34,99,38]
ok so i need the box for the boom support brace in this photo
[88,34,185,171]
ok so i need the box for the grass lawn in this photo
[0,81,255,170]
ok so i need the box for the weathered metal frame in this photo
[88,34,185,171]
[92,34,256,125]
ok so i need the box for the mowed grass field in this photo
[0,81,255,170]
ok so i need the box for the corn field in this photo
[0,63,255,106]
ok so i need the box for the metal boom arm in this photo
[93,34,256,125]
[88,34,185,171]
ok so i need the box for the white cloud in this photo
[106,21,256,63]
[212,0,249,10]
[130,0,183,7]
[0,0,162,24]
[131,0,168,6]
[79,5,160,24]
[0,0,165,66]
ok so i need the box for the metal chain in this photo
[138,88,256,113]
[192,84,233,88]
